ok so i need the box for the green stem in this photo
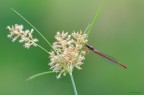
[69,73,78,95]
[37,44,49,54]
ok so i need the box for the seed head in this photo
[49,31,88,79]
[7,24,38,49]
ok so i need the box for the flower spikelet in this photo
[7,24,38,48]
[49,31,88,79]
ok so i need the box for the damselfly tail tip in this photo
[124,66,128,69]
[120,64,128,69]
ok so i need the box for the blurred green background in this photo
[0,0,144,95]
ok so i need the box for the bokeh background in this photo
[0,0,144,95]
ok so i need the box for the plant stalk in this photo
[37,44,49,54]
[69,73,78,95]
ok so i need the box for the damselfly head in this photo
[85,44,94,50]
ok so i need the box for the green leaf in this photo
[87,2,103,36]
[84,24,90,34]
[26,71,54,81]
[11,8,56,52]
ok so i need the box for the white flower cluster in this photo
[49,31,88,79]
[7,24,38,48]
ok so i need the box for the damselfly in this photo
[85,44,127,69]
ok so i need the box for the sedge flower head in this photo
[49,31,88,79]
[7,24,38,49]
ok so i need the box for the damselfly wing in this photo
[85,44,127,69]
